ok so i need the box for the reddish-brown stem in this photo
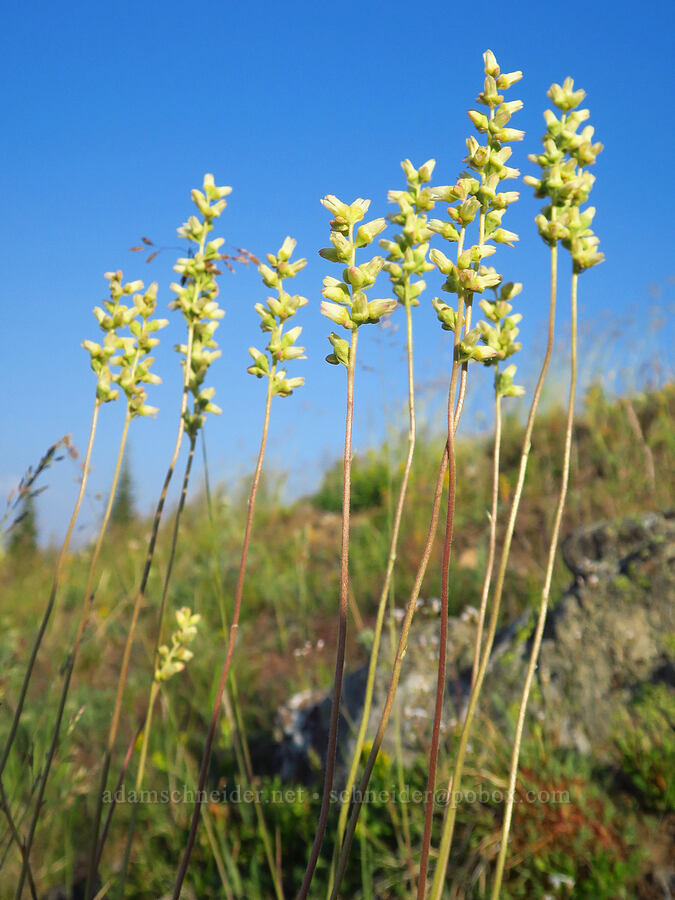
[296,327,358,900]
[428,243,559,900]
[173,376,275,898]
[328,293,418,898]
[417,296,464,899]
[328,383,466,900]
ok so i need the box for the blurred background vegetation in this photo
[0,376,673,898]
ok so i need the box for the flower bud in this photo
[367,298,397,322]
[326,332,351,367]
[429,248,454,275]
[277,235,297,261]
[496,70,523,89]
[321,300,353,329]
[355,218,387,248]
[468,109,489,132]
[483,49,499,76]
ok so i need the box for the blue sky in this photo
[1,0,673,543]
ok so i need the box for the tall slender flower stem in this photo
[0,780,37,899]
[472,386,502,689]
[428,243,558,900]
[200,433,284,899]
[420,179,497,892]
[417,295,465,899]
[0,398,100,778]
[113,436,196,895]
[491,269,577,897]
[328,363,468,900]
[16,410,133,899]
[174,225,307,900]
[154,436,197,657]
[95,715,146,873]
[173,375,275,898]
[296,326,358,900]
[85,325,195,900]
[327,293,417,899]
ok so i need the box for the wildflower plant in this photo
[380,158,436,313]
[428,75,603,900]
[1,52,613,900]
[114,608,202,895]
[171,178,231,438]
[174,237,307,897]
[298,196,395,900]
[16,272,168,895]
[0,276,150,784]
[470,278,525,691]
[327,53,527,900]
[248,235,308,397]
[84,270,167,413]
[155,606,201,681]
[491,79,603,898]
[524,76,603,270]
[399,49,524,898]
[329,160,437,895]
[86,176,233,897]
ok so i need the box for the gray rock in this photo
[275,510,675,780]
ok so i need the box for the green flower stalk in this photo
[174,236,306,899]
[491,78,602,899]
[298,196,393,900]
[85,175,231,899]
[17,273,167,897]
[327,159,436,899]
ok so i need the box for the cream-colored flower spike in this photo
[248,236,308,397]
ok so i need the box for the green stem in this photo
[428,242,558,900]
[17,408,132,899]
[472,386,502,689]
[0,397,100,778]
[491,269,577,898]
[115,681,159,897]
[173,374,275,899]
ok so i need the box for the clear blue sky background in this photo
[1,0,673,543]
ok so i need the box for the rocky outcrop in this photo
[275,510,675,779]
